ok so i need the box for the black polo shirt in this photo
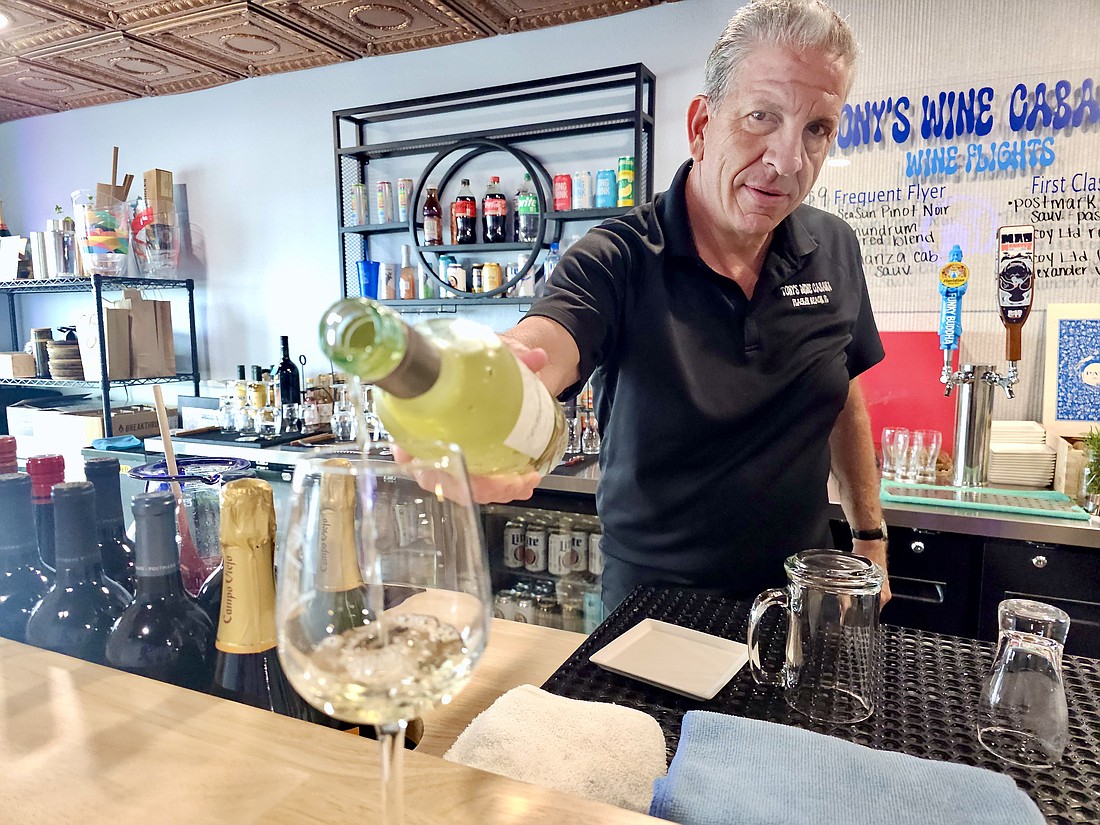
[526,159,884,605]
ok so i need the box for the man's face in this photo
[687,43,849,243]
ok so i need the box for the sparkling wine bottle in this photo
[84,456,136,594]
[105,491,216,690]
[211,478,312,718]
[320,298,568,475]
[0,473,52,642]
[25,482,130,664]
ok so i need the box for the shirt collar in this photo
[659,158,819,282]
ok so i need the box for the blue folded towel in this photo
[650,711,1045,825]
[90,435,142,450]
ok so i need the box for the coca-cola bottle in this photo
[453,179,477,244]
[516,173,540,243]
[483,176,507,243]
[423,186,443,246]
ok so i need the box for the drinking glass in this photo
[880,427,910,480]
[72,189,131,276]
[130,198,181,278]
[913,429,943,483]
[276,448,491,825]
[281,403,301,435]
[978,599,1070,768]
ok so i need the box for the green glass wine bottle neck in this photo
[321,298,441,399]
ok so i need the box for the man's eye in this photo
[750,111,769,121]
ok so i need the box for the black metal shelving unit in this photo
[333,64,656,302]
[0,274,200,437]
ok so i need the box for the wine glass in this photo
[276,447,491,824]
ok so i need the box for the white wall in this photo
[0,0,735,399]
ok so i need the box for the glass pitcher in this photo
[748,549,884,724]
[978,598,1070,768]
[128,456,253,595]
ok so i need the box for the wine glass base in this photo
[978,725,1063,768]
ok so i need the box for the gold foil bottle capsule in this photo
[217,477,278,654]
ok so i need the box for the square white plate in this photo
[589,618,749,700]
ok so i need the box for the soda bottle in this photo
[482,177,507,243]
[423,186,443,246]
[516,173,540,243]
[453,179,477,244]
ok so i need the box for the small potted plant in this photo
[1083,427,1100,515]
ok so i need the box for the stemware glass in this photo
[276,447,492,824]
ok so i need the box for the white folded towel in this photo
[443,684,667,813]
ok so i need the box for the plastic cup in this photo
[357,259,380,298]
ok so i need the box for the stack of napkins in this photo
[989,421,1055,487]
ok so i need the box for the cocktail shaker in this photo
[43,218,78,278]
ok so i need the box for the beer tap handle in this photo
[996,224,1035,399]
[937,245,968,396]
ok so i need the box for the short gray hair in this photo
[704,0,859,105]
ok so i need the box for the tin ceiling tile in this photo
[0,0,232,28]
[452,0,660,34]
[131,3,354,77]
[0,0,103,55]
[0,93,59,121]
[25,31,238,95]
[259,0,487,57]
[0,55,137,109]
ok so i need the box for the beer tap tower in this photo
[940,226,1036,487]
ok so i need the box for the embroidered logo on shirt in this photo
[779,281,832,307]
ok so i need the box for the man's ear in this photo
[687,95,710,162]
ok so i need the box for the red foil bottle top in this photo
[27,453,65,500]
[0,436,16,474]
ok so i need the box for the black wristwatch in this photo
[851,519,888,542]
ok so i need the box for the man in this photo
[494,0,890,612]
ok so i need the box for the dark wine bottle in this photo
[0,473,52,642]
[274,335,301,406]
[25,482,130,664]
[84,456,137,594]
[0,435,17,474]
[105,491,216,691]
[211,477,312,718]
[26,453,64,570]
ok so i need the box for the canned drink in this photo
[595,169,617,208]
[418,264,436,299]
[397,178,414,222]
[446,262,466,294]
[515,252,535,297]
[547,529,571,576]
[553,174,572,211]
[570,529,589,574]
[561,602,585,633]
[533,578,555,598]
[572,171,593,209]
[503,520,526,568]
[378,262,397,300]
[469,264,484,293]
[482,261,503,293]
[617,157,635,207]
[514,594,536,623]
[351,183,369,225]
[493,590,517,621]
[535,596,563,630]
[583,587,604,633]
[588,531,604,576]
[376,180,394,223]
[525,525,548,573]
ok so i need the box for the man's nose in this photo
[764,130,804,177]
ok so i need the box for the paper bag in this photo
[120,288,175,377]
[77,305,132,380]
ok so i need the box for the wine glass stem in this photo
[377,720,407,825]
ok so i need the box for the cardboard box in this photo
[76,306,132,381]
[143,169,174,209]
[0,351,36,378]
[7,397,169,477]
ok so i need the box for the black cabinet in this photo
[831,521,982,638]
[980,540,1100,658]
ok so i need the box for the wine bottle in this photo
[84,456,137,594]
[211,477,312,718]
[305,458,369,643]
[399,245,417,300]
[26,453,65,570]
[319,298,568,475]
[105,491,216,691]
[0,198,11,237]
[25,482,130,665]
[274,335,301,406]
[0,473,52,643]
[422,186,443,246]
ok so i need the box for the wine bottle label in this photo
[216,479,278,654]
[504,363,558,459]
[318,461,364,592]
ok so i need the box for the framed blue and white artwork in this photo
[1044,304,1100,438]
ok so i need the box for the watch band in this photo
[851,519,888,542]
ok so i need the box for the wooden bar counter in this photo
[0,621,659,824]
